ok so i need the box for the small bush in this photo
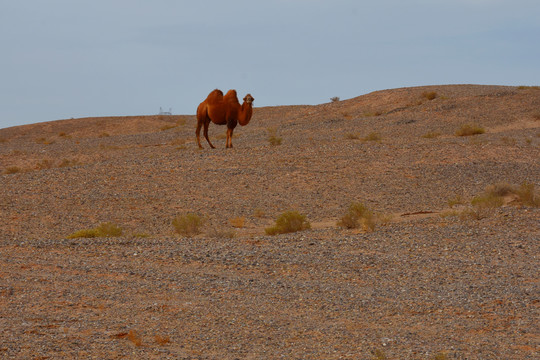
[517,85,540,90]
[533,113,540,121]
[422,91,438,100]
[330,96,340,102]
[208,227,236,239]
[337,202,375,231]
[363,132,382,142]
[230,217,245,228]
[267,128,282,146]
[265,211,311,235]
[345,132,360,140]
[455,124,485,137]
[155,334,170,346]
[68,222,123,239]
[515,182,540,207]
[127,330,143,347]
[172,213,204,236]
[422,131,441,139]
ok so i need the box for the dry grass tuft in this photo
[172,213,204,237]
[363,132,382,142]
[455,124,485,137]
[67,222,123,239]
[517,85,540,90]
[422,91,438,100]
[267,128,282,146]
[230,217,245,228]
[208,227,236,239]
[422,131,441,139]
[337,202,376,231]
[127,330,143,347]
[265,211,311,235]
[345,132,360,140]
[155,334,170,346]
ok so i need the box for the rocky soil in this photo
[1,85,539,359]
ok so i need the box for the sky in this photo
[1,0,539,129]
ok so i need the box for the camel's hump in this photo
[206,89,224,102]
[224,89,239,103]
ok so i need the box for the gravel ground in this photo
[1,85,539,359]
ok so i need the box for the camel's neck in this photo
[238,102,253,126]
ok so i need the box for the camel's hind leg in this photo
[203,119,216,149]
[196,120,204,149]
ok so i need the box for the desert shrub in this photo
[371,349,388,360]
[515,182,540,207]
[363,132,382,142]
[422,91,438,100]
[172,213,203,235]
[35,137,55,145]
[155,334,170,346]
[268,128,282,146]
[58,158,81,168]
[533,113,540,121]
[337,202,375,231]
[208,227,236,239]
[265,211,311,235]
[330,96,340,102]
[230,217,245,228]
[455,124,485,136]
[471,192,505,209]
[447,195,466,207]
[172,213,204,236]
[68,222,123,239]
[422,131,441,139]
[345,132,360,140]
[127,330,143,347]
[160,124,177,131]
[517,85,540,90]
[363,111,383,117]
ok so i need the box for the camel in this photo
[196,89,254,149]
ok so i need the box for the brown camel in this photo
[196,89,254,149]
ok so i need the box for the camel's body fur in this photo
[196,89,254,149]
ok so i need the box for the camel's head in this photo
[243,94,254,105]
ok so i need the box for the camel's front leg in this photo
[204,120,216,149]
[226,128,234,148]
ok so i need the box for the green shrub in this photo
[68,222,123,239]
[265,211,311,235]
[455,124,485,137]
[172,213,204,236]
[337,202,375,231]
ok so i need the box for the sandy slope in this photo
[0,85,539,359]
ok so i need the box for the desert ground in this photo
[0,85,539,359]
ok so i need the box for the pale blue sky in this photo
[1,0,539,129]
